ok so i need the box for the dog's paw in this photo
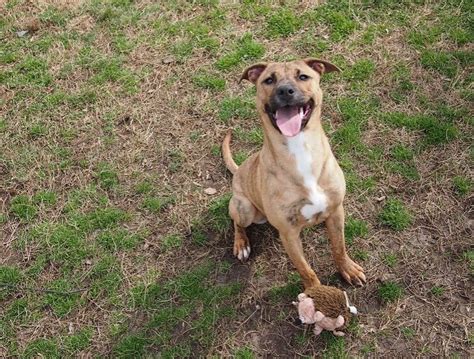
[337,257,366,286]
[233,238,251,262]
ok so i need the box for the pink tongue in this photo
[275,106,303,137]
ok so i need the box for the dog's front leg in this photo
[280,229,320,289]
[325,204,366,285]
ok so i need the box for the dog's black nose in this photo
[276,85,296,99]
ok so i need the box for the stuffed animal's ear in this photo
[240,63,267,84]
[304,58,341,75]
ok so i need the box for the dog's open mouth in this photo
[265,99,314,137]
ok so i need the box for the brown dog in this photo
[222,59,366,288]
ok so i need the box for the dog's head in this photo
[240,59,340,137]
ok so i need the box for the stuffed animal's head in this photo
[292,293,317,324]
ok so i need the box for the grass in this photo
[266,8,300,38]
[193,71,226,91]
[142,196,175,213]
[430,285,445,297]
[269,272,301,303]
[219,96,256,123]
[420,50,458,78]
[378,198,412,231]
[207,193,232,233]
[345,216,369,246]
[381,112,459,146]
[401,327,416,339]
[452,176,472,196]
[9,195,37,222]
[1,1,472,357]
[216,33,265,71]
[383,253,398,268]
[378,281,404,303]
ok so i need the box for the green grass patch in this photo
[407,25,442,49]
[235,346,255,359]
[353,249,369,262]
[218,96,256,123]
[74,207,129,233]
[321,330,348,359]
[378,281,403,303]
[216,33,264,71]
[161,233,183,251]
[123,261,241,354]
[86,255,123,300]
[344,216,368,245]
[3,56,52,88]
[33,190,57,206]
[453,176,472,196]
[269,272,301,303]
[390,64,414,103]
[43,278,82,317]
[420,50,458,78]
[381,112,458,146]
[401,326,416,339]
[387,144,419,181]
[430,285,445,297]
[141,195,175,213]
[63,328,93,354]
[234,150,249,166]
[84,55,139,93]
[96,163,119,189]
[234,126,264,146]
[266,8,300,38]
[10,195,37,222]
[135,180,154,194]
[344,59,376,82]
[112,334,149,358]
[306,3,357,42]
[379,198,412,231]
[23,338,60,359]
[295,33,328,56]
[192,72,226,91]
[207,193,232,233]
[96,228,143,251]
[383,253,398,268]
[0,265,22,299]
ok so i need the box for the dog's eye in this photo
[299,74,309,81]
[263,77,274,85]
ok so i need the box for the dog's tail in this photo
[222,130,238,174]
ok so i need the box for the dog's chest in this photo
[287,133,327,220]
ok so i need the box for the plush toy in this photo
[293,285,358,336]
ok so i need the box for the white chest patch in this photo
[287,133,327,220]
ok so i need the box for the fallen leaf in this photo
[16,30,28,37]
[204,187,217,195]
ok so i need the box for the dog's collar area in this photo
[265,98,315,137]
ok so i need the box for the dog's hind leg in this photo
[229,194,257,261]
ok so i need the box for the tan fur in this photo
[223,59,366,288]
[222,130,238,174]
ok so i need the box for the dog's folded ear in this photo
[240,63,267,84]
[304,58,341,75]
